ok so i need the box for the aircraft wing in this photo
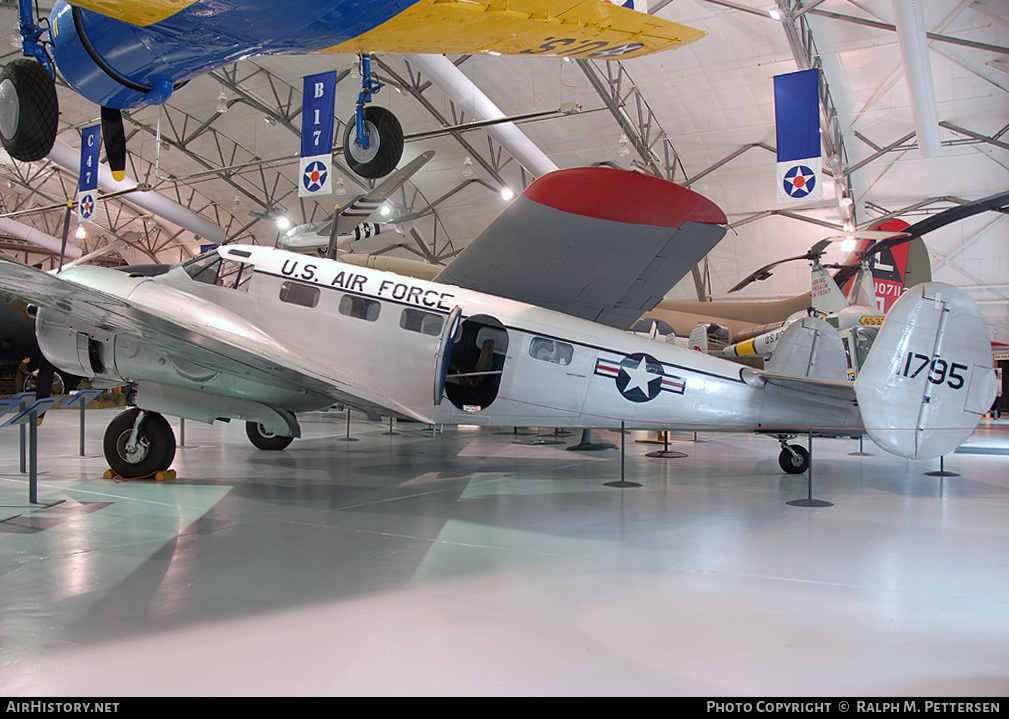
[70,0,706,59]
[434,167,728,329]
[0,255,435,424]
[278,151,434,254]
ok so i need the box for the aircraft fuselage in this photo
[37,245,864,439]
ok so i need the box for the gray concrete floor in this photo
[2,407,1008,697]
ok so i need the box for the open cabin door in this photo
[438,314,509,413]
[434,306,462,405]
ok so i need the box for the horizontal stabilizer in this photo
[854,283,997,459]
[764,316,848,381]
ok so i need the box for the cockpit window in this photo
[183,253,220,284]
[182,252,252,292]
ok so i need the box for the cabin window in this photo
[339,294,380,321]
[279,281,320,308]
[529,337,573,366]
[400,308,444,336]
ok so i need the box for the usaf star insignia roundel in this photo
[594,353,687,403]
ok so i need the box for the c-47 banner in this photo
[298,70,337,198]
[774,68,822,203]
[78,124,101,221]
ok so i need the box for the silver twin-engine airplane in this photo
[0,168,997,479]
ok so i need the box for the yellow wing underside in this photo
[322,0,706,58]
[68,0,705,58]
[68,0,195,26]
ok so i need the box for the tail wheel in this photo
[103,409,176,479]
[0,58,58,162]
[245,421,294,450]
[778,444,810,474]
[342,106,403,179]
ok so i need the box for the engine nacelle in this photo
[34,309,123,387]
[35,306,224,390]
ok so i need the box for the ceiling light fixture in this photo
[617,133,631,158]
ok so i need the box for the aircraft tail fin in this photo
[853,283,997,459]
[810,264,851,315]
[688,325,708,353]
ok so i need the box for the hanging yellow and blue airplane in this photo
[0,0,706,179]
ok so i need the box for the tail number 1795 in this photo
[898,352,967,390]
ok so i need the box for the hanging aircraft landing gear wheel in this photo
[103,408,176,479]
[342,106,403,179]
[245,421,294,450]
[778,444,810,474]
[0,58,58,162]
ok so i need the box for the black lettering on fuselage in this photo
[329,271,454,309]
[331,271,367,292]
[421,289,439,308]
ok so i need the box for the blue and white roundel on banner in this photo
[78,192,95,221]
[782,164,817,199]
[302,161,328,193]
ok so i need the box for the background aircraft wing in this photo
[69,0,705,59]
[0,254,435,424]
[278,151,434,254]
[434,167,727,329]
[318,0,703,59]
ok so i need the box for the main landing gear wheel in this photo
[0,58,58,162]
[778,444,810,474]
[245,421,294,450]
[103,408,176,479]
[342,106,403,179]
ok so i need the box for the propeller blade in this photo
[728,232,910,293]
[860,191,1009,260]
[832,191,1009,288]
[728,254,809,293]
[821,231,911,242]
[101,106,127,182]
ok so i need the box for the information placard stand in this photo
[58,389,104,456]
[2,397,64,505]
